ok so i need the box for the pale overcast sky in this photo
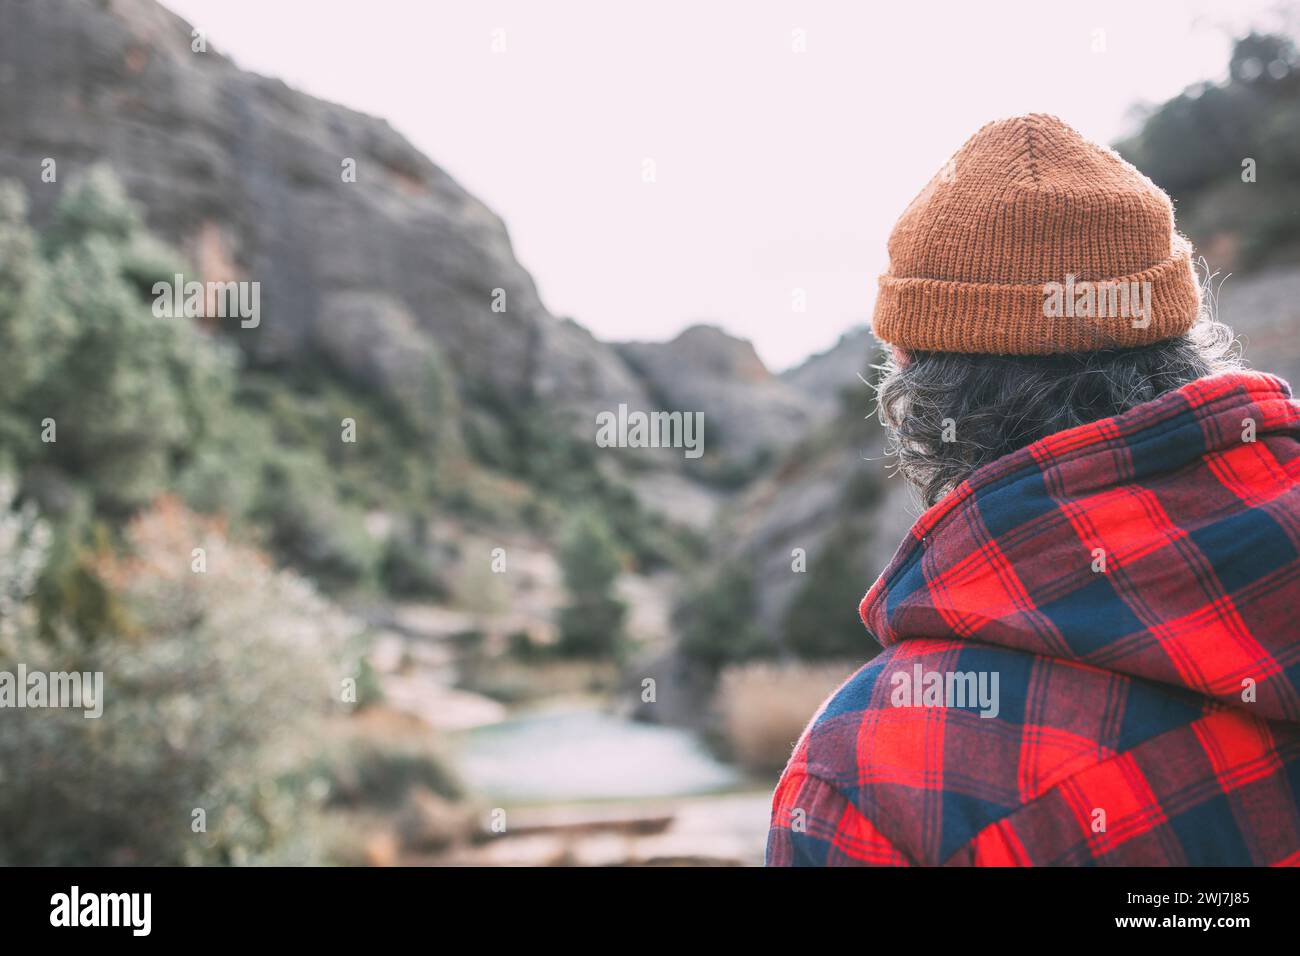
[164,0,1294,369]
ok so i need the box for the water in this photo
[453,706,744,803]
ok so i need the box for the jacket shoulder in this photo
[952,705,1300,865]
[775,638,1221,865]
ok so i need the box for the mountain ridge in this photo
[0,0,851,485]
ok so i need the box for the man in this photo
[767,114,1300,866]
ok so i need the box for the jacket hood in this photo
[861,371,1300,723]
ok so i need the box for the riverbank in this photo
[415,791,771,866]
[358,601,776,866]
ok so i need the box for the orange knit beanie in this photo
[871,113,1201,355]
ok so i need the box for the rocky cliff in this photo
[779,325,874,406]
[617,324,833,464]
[0,0,839,480]
[0,0,653,430]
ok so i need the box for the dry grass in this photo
[715,660,859,773]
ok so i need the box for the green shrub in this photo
[0,493,359,865]
[11,170,237,515]
[780,525,876,660]
[677,561,769,673]
[324,743,462,811]
[379,518,448,598]
[555,511,627,658]
[251,449,381,588]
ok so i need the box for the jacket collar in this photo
[859,371,1300,718]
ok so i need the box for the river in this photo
[450,704,772,864]
[453,704,749,803]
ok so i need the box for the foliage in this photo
[676,561,769,673]
[463,390,701,572]
[324,741,462,810]
[0,493,360,865]
[779,515,880,661]
[249,447,382,588]
[555,510,627,658]
[0,170,238,516]
[1115,33,1300,270]
[379,516,449,598]
[0,170,410,592]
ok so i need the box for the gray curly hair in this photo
[874,317,1244,508]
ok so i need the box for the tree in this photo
[677,561,768,673]
[1113,33,1300,270]
[0,169,237,516]
[555,510,627,658]
[0,183,70,457]
[780,526,876,660]
[36,169,236,514]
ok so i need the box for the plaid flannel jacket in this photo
[767,371,1300,866]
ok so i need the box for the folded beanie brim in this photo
[872,236,1201,355]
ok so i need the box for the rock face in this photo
[532,317,654,428]
[723,406,905,644]
[728,436,873,638]
[617,324,831,462]
[780,326,876,407]
[0,0,847,482]
[0,0,643,422]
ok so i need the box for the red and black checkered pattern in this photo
[768,371,1300,865]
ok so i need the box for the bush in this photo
[379,518,448,598]
[325,743,462,810]
[0,493,360,865]
[780,525,876,660]
[251,449,381,588]
[677,561,769,673]
[1114,33,1300,270]
[1,169,239,516]
[0,172,407,600]
[554,511,627,659]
